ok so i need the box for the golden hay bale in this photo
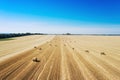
[101,52,106,55]
[72,48,74,50]
[34,46,37,49]
[39,48,42,50]
[85,50,89,53]
[32,57,40,62]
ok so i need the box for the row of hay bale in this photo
[33,46,42,62]
[34,46,42,50]
[85,50,106,55]
[71,47,106,55]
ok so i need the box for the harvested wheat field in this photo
[0,35,120,80]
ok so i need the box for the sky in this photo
[0,0,120,34]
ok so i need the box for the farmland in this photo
[0,35,120,80]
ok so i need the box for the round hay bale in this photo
[34,46,37,49]
[32,57,40,62]
[101,52,106,55]
[85,50,89,53]
[39,48,42,50]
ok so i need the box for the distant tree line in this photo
[62,33,71,35]
[1,33,120,39]
[62,33,120,36]
[0,33,46,39]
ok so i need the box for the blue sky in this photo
[0,0,120,34]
